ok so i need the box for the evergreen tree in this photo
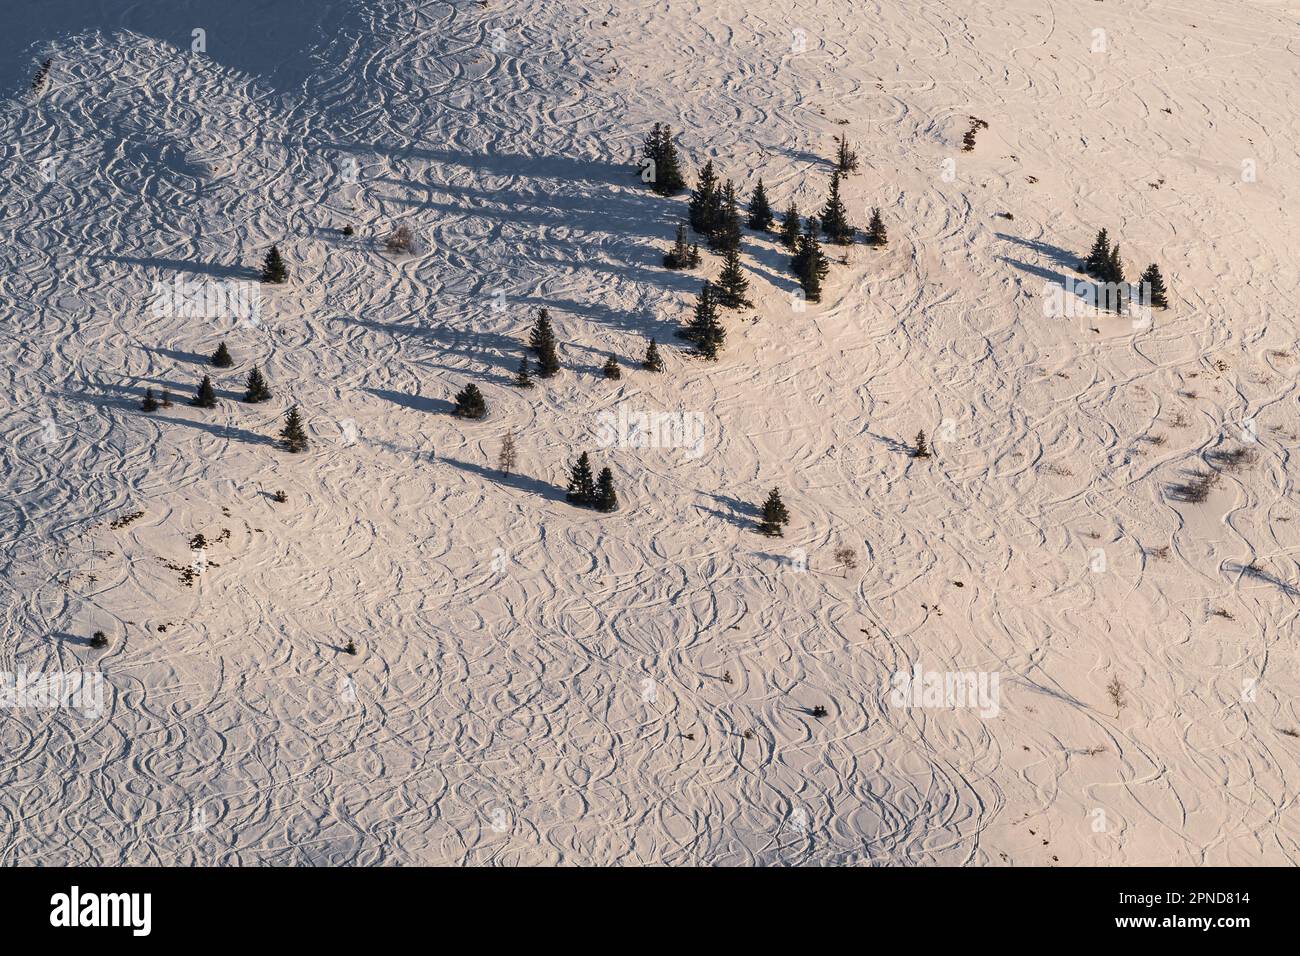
[1104,243,1127,312]
[453,382,488,419]
[820,171,855,245]
[594,467,619,513]
[31,59,52,93]
[865,207,888,246]
[913,430,931,459]
[244,366,272,403]
[714,246,752,309]
[792,218,831,303]
[141,387,159,412]
[498,430,518,476]
[1082,229,1110,276]
[211,341,234,367]
[529,308,561,377]
[160,388,173,409]
[642,338,664,372]
[602,355,622,380]
[260,244,287,283]
[834,133,860,174]
[688,160,722,236]
[709,180,743,252]
[779,201,802,249]
[190,375,217,408]
[1139,263,1168,308]
[1106,243,1125,285]
[513,354,534,388]
[639,123,687,196]
[663,222,701,269]
[565,452,597,506]
[681,281,726,359]
[280,406,308,452]
[757,488,791,536]
[528,308,554,353]
[747,178,774,231]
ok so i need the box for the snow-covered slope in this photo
[2,0,1298,865]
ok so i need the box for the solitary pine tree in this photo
[211,341,234,367]
[160,388,174,408]
[779,201,802,249]
[709,180,743,252]
[688,160,722,236]
[565,452,597,506]
[280,406,308,452]
[260,244,287,283]
[913,430,931,459]
[529,308,561,377]
[244,366,272,403]
[1139,263,1168,308]
[602,355,621,380]
[141,387,159,412]
[190,375,217,408]
[528,308,554,353]
[714,246,752,309]
[747,178,774,231]
[642,337,664,372]
[1082,229,1111,276]
[498,430,518,476]
[834,133,860,174]
[682,281,726,359]
[865,207,888,246]
[757,488,791,536]
[513,354,534,388]
[594,467,619,513]
[821,171,855,245]
[663,222,701,269]
[453,382,488,419]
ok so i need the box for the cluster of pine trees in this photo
[139,337,303,450]
[1082,229,1169,310]
[643,127,888,346]
[565,452,618,512]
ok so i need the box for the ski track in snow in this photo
[0,0,1298,865]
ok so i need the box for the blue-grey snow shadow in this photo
[995,233,1081,269]
[0,0,364,95]
[90,253,259,281]
[1225,562,1300,599]
[698,492,760,531]
[364,387,455,416]
[439,456,568,503]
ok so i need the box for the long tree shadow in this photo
[336,315,524,376]
[89,252,260,281]
[865,431,913,455]
[439,455,569,503]
[1226,562,1300,599]
[995,233,1081,269]
[364,387,455,415]
[101,379,245,404]
[996,255,1073,287]
[145,345,211,366]
[698,491,760,531]
[314,142,634,188]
